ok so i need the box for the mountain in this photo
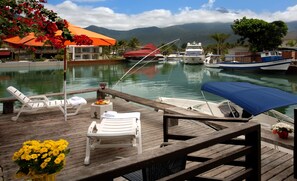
[86,22,297,46]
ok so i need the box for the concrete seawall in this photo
[0,61,64,72]
[0,61,63,68]
[0,59,125,72]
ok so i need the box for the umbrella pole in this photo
[64,47,67,121]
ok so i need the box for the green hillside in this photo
[86,21,297,46]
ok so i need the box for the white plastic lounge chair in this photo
[6,86,87,121]
[84,111,142,165]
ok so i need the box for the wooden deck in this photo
[0,96,296,180]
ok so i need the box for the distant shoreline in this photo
[0,59,296,74]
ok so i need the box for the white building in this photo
[69,45,102,61]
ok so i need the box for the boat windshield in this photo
[192,101,242,118]
[217,101,240,118]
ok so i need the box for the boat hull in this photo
[206,59,292,71]
[125,56,163,63]
[158,97,294,130]
[183,56,205,64]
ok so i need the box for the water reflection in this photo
[0,62,296,117]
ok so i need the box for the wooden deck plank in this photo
[0,96,296,180]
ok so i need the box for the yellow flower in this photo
[21,154,26,160]
[31,154,38,159]
[41,153,48,159]
[12,152,21,161]
[13,139,70,178]
[44,157,51,163]
[54,157,62,164]
[25,155,31,161]
[40,147,48,153]
[58,145,66,151]
[24,148,31,154]
[40,162,47,169]
[44,143,52,149]
[52,149,60,156]
[12,155,18,161]
[58,153,65,160]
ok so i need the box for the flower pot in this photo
[277,131,289,139]
[27,174,56,181]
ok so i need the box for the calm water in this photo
[0,62,296,117]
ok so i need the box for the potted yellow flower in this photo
[12,139,70,181]
[272,122,294,139]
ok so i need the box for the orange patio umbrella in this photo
[58,23,116,46]
[3,33,48,47]
[3,33,50,61]
[4,24,116,121]
[4,24,116,47]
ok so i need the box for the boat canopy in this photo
[201,82,297,116]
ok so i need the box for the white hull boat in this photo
[183,42,205,64]
[166,53,183,62]
[204,51,292,71]
[158,82,297,130]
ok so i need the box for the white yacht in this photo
[183,42,205,64]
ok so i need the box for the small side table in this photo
[91,102,113,119]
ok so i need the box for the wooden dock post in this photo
[97,82,106,100]
[2,101,14,114]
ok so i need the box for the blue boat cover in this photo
[201,82,297,116]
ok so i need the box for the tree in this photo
[116,40,128,55]
[231,17,288,52]
[286,40,297,47]
[209,33,230,55]
[128,37,140,50]
[0,0,91,49]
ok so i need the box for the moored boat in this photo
[183,42,205,64]
[165,52,183,62]
[158,82,297,130]
[204,51,292,71]
[123,43,164,63]
[204,53,221,68]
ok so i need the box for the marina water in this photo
[0,62,296,118]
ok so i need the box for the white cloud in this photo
[202,0,216,9]
[45,1,297,30]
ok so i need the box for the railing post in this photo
[163,114,169,143]
[2,101,14,114]
[245,124,261,181]
[293,109,297,178]
[96,84,106,100]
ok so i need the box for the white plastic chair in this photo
[6,86,87,121]
[84,112,142,165]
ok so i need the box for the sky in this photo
[45,0,297,30]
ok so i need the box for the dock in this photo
[0,89,296,180]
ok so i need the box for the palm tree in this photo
[128,37,140,50]
[210,33,230,55]
[115,40,128,56]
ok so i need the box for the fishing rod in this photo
[113,38,180,88]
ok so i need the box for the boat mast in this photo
[113,38,180,88]
[201,91,215,116]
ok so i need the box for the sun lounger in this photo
[6,86,87,121]
[84,111,142,165]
